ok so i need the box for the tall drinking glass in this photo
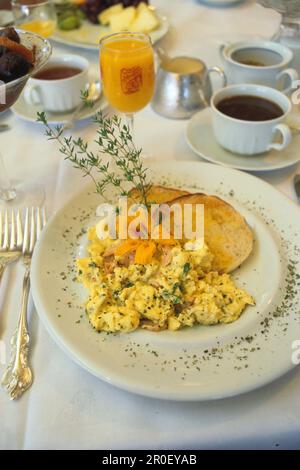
[100,32,155,137]
[12,0,57,38]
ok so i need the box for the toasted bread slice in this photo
[129,185,190,205]
[169,193,253,273]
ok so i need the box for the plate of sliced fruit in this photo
[52,0,169,50]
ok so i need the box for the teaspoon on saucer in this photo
[62,81,102,130]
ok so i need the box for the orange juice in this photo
[100,37,155,114]
[20,20,56,38]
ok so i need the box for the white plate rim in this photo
[30,160,300,401]
[185,108,300,172]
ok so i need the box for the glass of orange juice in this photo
[100,32,155,138]
[12,0,57,38]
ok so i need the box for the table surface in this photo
[1,0,300,450]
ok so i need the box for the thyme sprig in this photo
[37,110,150,205]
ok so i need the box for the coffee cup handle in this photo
[207,66,227,89]
[268,123,292,151]
[218,41,230,58]
[276,68,299,94]
[24,84,42,106]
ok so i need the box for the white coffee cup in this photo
[211,84,292,155]
[220,41,298,94]
[24,54,89,112]
[280,36,300,75]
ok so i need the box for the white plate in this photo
[186,108,300,172]
[51,10,169,51]
[0,10,13,26]
[12,88,108,125]
[31,160,300,401]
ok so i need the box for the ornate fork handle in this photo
[1,260,33,400]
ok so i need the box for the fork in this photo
[0,210,22,284]
[1,208,46,400]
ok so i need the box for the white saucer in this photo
[185,108,300,172]
[12,91,108,125]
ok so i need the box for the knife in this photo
[294,174,300,204]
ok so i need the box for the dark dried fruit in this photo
[0,27,20,44]
[0,46,8,57]
[0,28,32,83]
[0,37,34,63]
[0,51,31,83]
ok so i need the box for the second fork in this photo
[0,211,22,283]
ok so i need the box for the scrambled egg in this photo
[77,227,255,333]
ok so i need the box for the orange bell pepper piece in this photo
[115,239,139,256]
[134,241,156,264]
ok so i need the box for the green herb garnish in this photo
[37,111,151,205]
[88,262,98,268]
[124,282,134,289]
[183,262,191,275]
[112,290,120,301]
[161,288,181,305]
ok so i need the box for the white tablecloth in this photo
[1,0,300,450]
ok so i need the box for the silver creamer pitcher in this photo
[152,54,226,119]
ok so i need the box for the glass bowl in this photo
[0,29,52,112]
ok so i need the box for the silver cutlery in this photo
[1,207,46,400]
[294,174,300,204]
[0,210,22,284]
[62,80,102,130]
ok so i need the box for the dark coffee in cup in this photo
[211,84,292,155]
[216,95,284,121]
